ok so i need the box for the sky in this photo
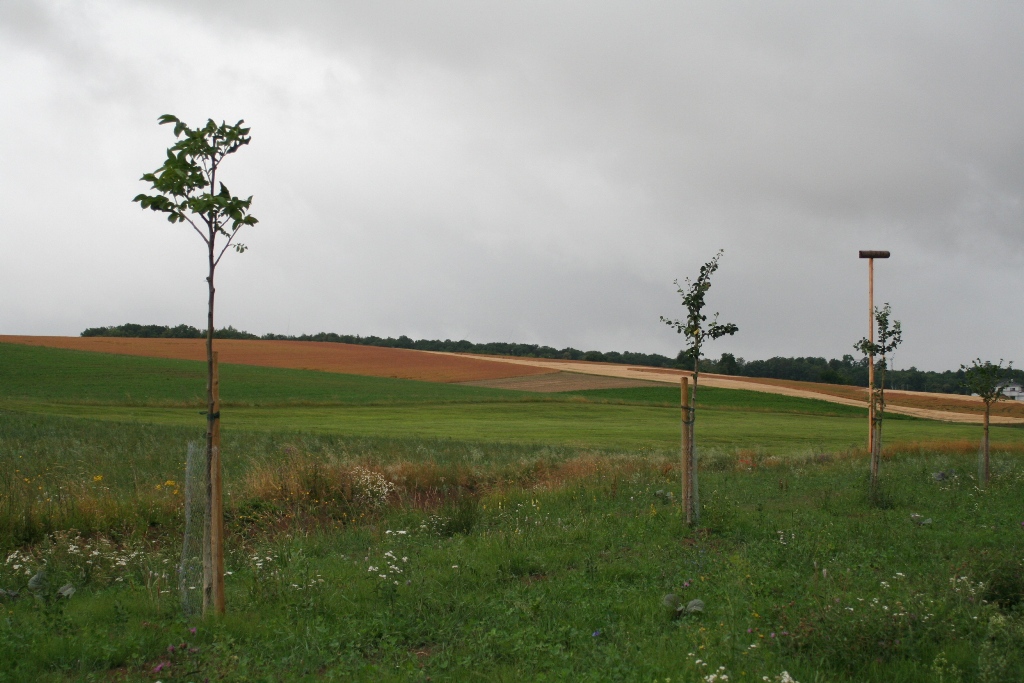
[2,1,1022,370]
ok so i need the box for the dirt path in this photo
[430,352,1024,425]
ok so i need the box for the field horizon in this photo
[4,335,1023,423]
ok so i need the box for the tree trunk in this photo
[203,235,216,614]
[981,403,991,486]
[870,366,885,489]
[680,377,692,525]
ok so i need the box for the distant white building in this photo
[996,381,1023,401]
[970,380,1024,400]
[1003,381,1024,401]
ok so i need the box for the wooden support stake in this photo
[867,257,875,465]
[681,376,692,525]
[210,352,225,614]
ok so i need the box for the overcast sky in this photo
[2,1,1022,370]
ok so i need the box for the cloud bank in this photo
[1,1,1022,369]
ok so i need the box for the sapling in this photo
[134,115,258,614]
[854,303,902,488]
[961,358,1013,486]
[661,250,738,524]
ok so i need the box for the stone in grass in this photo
[662,594,704,619]
[910,514,933,526]
[27,570,46,592]
[57,583,75,599]
[0,589,19,602]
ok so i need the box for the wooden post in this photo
[859,250,888,488]
[681,376,691,525]
[867,257,875,475]
[210,352,225,614]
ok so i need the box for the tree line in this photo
[703,353,1024,395]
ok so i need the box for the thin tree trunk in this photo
[202,231,216,613]
[681,377,692,525]
[982,404,990,486]
[870,366,885,488]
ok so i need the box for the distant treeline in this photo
[701,353,1020,395]
[82,323,259,340]
[82,324,1020,395]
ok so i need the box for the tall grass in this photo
[1,444,1023,681]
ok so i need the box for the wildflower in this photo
[452,565,459,569]
[93,475,103,482]
[592,630,602,637]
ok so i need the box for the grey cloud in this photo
[2,0,1023,369]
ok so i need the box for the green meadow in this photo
[1,342,1023,681]
[1,343,1018,454]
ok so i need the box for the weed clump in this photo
[982,559,1024,611]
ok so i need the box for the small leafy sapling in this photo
[134,115,258,614]
[961,359,1013,486]
[853,302,902,487]
[661,250,738,524]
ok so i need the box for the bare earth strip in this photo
[0,336,555,384]
[458,371,663,393]
[427,353,1024,425]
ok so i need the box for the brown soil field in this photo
[458,371,663,393]
[0,336,555,384]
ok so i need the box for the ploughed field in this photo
[0,335,555,383]
[1,341,1023,681]
[5,334,1022,422]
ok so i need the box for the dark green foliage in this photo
[961,359,1013,403]
[437,496,481,537]
[134,115,257,246]
[982,559,1024,611]
[660,249,739,366]
[82,323,257,339]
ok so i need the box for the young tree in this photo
[853,303,902,489]
[961,359,1012,486]
[134,115,258,614]
[661,250,738,524]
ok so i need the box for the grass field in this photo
[1,342,1023,681]
[2,343,1020,455]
